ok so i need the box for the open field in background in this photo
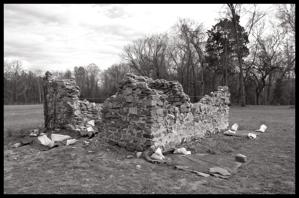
[4,105,295,194]
[4,105,44,143]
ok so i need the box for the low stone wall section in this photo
[100,73,230,151]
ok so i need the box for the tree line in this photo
[4,4,295,105]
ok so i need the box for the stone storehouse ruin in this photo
[43,72,230,152]
[43,71,102,136]
[100,73,230,151]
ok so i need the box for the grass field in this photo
[4,105,295,194]
[4,105,44,141]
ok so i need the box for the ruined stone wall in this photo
[100,73,230,152]
[150,86,230,151]
[43,71,230,151]
[43,72,102,136]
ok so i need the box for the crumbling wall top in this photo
[117,73,191,107]
[43,71,101,136]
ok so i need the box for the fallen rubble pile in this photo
[223,123,268,139]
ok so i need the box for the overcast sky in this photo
[4,4,275,72]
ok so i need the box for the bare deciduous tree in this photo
[122,34,169,79]
[227,3,247,106]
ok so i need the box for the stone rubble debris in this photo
[29,129,40,137]
[43,71,101,137]
[87,120,95,127]
[175,165,210,177]
[155,148,164,156]
[36,132,77,148]
[224,123,268,139]
[192,171,210,177]
[209,167,231,176]
[235,154,247,163]
[173,147,191,155]
[66,139,78,146]
[50,134,71,142]
[86,126,94,132]
[136,152,143,158]
[255,124,267,133]
[43,72,231,152]
[12,142,22,148]
[151,147,165,160]
[224,123,239,135]
[136,164,141,169]
[150,153,165,161]
[247,133,257,139]
[83,140,90,145]
[231,123,239,131]
[38,134,55,148]
[223,129,236,136]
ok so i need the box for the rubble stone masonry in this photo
[43,71,102,136]
[100,73,230,152]
[43,72,230,152]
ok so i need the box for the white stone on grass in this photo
[247,133,257,139]
[173,147,192,155]
[51,134,71,142]
[66,139,78,146]
[151,153,164,160]
[231,123,239,131]
[86,126,94,132]
[235,154,247,163]
[223,129,236,136]
[87,120,95,127]
[209,167,231,176]
[38,134,55,148]
[255,124,267,133]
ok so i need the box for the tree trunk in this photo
[224,40,228,86]
[212,72,217,91]
[193,64,197,102]
[23,91,27,104]
[239,71,246,106]
[38,79,42,103]
[13,80,17,104]
[255,89,260,105]
[201,61,205,96]
[43,81,48,128]
[229,4,246,107]
[267,74,272,104]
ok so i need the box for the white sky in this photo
[4,4,276,72]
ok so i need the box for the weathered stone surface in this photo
[209,167,231,176]
[43,71,230,151]
[43,72,102,136]
[100,73,230,152]
[235,154,247,163]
